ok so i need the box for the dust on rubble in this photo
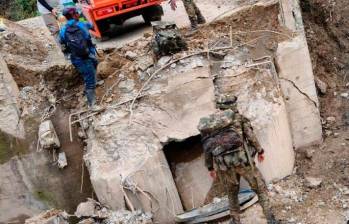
[92,3,289,111]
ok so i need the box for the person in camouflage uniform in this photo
[198,96,278,224]
[169,0,206,30]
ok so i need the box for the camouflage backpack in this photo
[198,110,235,135]
[151,21,187,58]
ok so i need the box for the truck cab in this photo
[79,0,164,38]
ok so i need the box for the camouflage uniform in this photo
[182,0,206,29]
[199,109,276,224]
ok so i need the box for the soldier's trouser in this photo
[182,0,205,28]
[218,165,273,224]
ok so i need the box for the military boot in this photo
[185,20,198,37]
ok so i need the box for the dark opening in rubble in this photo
[163,135,212,210]
[163,135,203,178]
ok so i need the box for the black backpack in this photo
[64,23,90,58]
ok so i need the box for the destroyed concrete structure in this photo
[0,21,94,224]
[81,1,323,223]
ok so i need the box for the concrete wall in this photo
[276,36,323,149]
[277,0,323,149]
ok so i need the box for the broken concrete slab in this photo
[38,120,61,150]
[0,158,46,223]
[277,0,323,149]
[84,58,216,223]
[57,152,67,169]
[276,35,322,149]
[173,154,213,210]
[0,57,24,138]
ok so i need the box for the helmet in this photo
[216,94,238,110]
[63,7,78,18]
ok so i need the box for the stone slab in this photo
[276,36,323,149]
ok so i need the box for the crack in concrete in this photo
[279,77,318,107]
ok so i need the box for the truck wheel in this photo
[142,5,163,25]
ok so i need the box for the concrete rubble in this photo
[24,209,69,224]
[75,199,153,224]
[38,120,61,150]
[80,1,323,223]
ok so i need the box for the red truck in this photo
[79,0,164,38]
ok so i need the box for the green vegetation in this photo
[0,0,38,21]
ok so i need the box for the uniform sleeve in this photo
[242,117,264,154]
[202,138,214,171]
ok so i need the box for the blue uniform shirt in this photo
[59,19,96,56]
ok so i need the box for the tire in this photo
[142,5,163,25]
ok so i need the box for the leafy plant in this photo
[0,0,38,21]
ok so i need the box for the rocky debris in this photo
[151,21,187,58]
[0,19,47,63]
[75,199,109,219]
[38,120,61,150]
[314,77,328,95]
[103,210,152,224]
[0,19,54,87]
[118,79,135,93]
[135,55,154,72]
[125,51,138,60]
[156,56,172,67]
[25,209,69,224]
[97,54,129,79]
[305,177,323,188]
[75,199,153,224]
[326,116,336,123]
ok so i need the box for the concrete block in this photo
[276,36,323,149]
[0,57,24,138]
[85,59,217,223]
